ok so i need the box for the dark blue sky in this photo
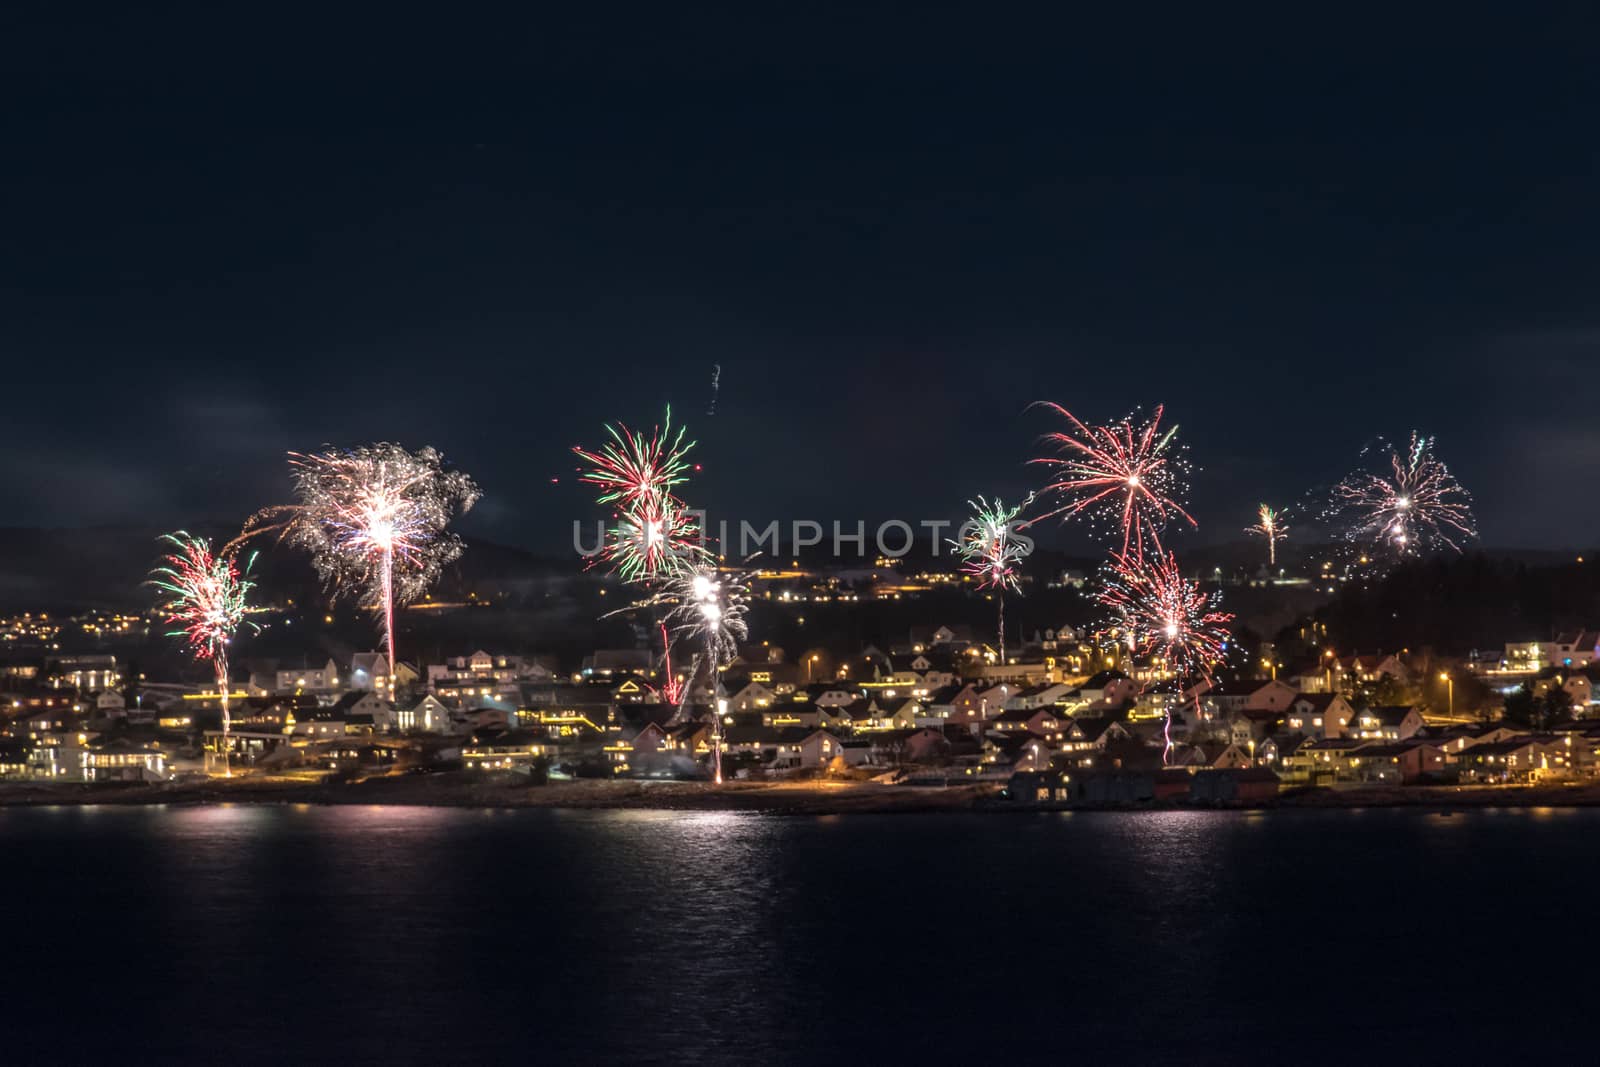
[4,7,1599,552]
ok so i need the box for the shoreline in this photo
[4,775,1600,814]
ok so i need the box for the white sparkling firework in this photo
[242,444,480,688]
[613,564,751,784]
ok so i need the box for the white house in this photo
[398,694,451,733]
[275,658,340,694]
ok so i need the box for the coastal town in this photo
[3,556,1596,810]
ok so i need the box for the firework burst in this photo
[1099,550,1233,762]
[612,563,751,783]
[149,532,258,774]
[573,405,696,510]
[671,566,748,784]
[1029,403,1196,560]
[950,495,1032,664]
[574,408,708,581]
[597,495,709,582]
[242,444,480,692]
[1246,504,1288,566]
[1330,432,1476,557]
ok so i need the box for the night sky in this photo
[5,9,1599,554]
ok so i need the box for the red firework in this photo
[1029,403,1196,561]
[1098,549,1232,684]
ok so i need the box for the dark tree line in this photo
[1312,553,1600,656]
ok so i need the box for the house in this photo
[989,706,1065,741]
[905,624,977,652]
[715,725,835,772]
[46,654,120,692]
[1348,741,1450,784]
[970,659,1062,686]
[1063,716,1131,752]
[845,696,921,732]
[1197,679,1298,716]
[1289,737,1369,780]
[429,651,555,689]
[922,684,968,721]
[81,738,167,782]
[273,658,341,694]
[1349,705,1424,741]
[735,660,804,694]
[349,652,398,694]
[725,679,780,713]
[812,700,861,732]
[1006,736,1057,774]
[397,694,451,733]
[799,730,846,769]
[1546,668,1600,712]
[803,684,863,709]
[1077,670,1138,709]
[900,727,953,764]
[1423,722,1524,755]
[285,704,350,739]
[1547,632,1600,668]
[973,682,1018,718]
[1228,710,1287,746]
[1173,742,1253,770]
[1004,682,1075,711]
[1458,738,1570,783]
[1332,653,1410,689]
[289,691,393,738]
[1257,733,1311,771]
[338,690,397,732]
[315,740,400,772]
[451,707,515,735]
[758,700,813,729]
[1281,694,1356,739]
[432,670,524,709]
[581,649,653,678]
[24,726,93,780]
[462,730,551,772]
[888,652,959,691]
[0,738,30,778]
[624,721,669,757]
[941,684,992,729]
[203,727,293,769]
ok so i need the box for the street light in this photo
[1439,671,1453,717]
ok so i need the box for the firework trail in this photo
[149,532,257,775]
[1028,403,1196,561]
[707,364,721,416]
[657,621,684,705]
[1329,432,1476,557]
[240,444,480,695]
[574,407,708,582]
[1246,504,1288,566]
[950,495,1033,665]
[1099,550,1233,763]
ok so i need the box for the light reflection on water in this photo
[0,805,1597,1064]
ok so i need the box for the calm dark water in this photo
[0,803,1589,1065]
